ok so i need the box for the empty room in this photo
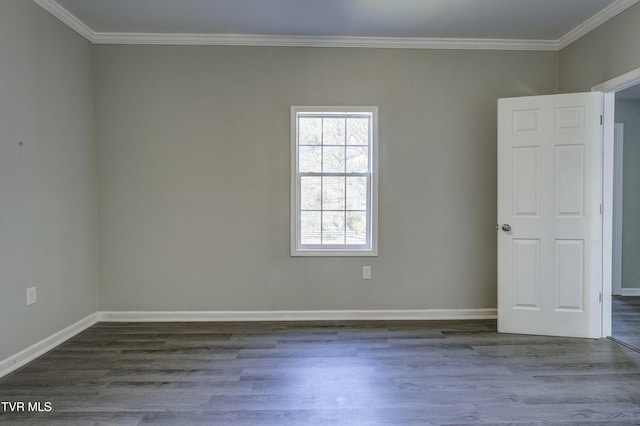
[2,0,640,424]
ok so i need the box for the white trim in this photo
[0,309,494,379]
[612,123,624,296]
[35,0,637,51]
[32,0,95,42]
[0,313,98,379]
[619,289,640,296]
[593,68,640,93]
[557,0,640,49]
[602,92,615,338]
[594,90,616,337]
[98,309,497,322]
[91,33,558,51]
[593,66,640,338]
[291,106,379,257]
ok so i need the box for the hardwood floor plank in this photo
[612,296,640,351]
[2,319,640,425]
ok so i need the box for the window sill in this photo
[291,249,378,257]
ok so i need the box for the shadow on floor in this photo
[611,296,640,352]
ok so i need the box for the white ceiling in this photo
[36,0,639,50]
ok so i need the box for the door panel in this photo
[513,239,540,309]
[513,147,540,216]
[555,145,584,216]
[498,92,603,338]
[555,239,584,311]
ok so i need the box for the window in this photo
[291,106,378,256]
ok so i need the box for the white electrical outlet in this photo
[26,287,37,306]
[363,266,371,280]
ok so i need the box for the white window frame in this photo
[291,106,378,257]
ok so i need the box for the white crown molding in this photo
[34,0,638,51]
[557,0,640,49]
[0,313,98,379]
[33,0,95,43]
[91,32,558,51]
[97,309,497,322]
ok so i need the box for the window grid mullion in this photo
[297,122,302,248]
[320,116,324,245]
[298,113,371,119]
[294,108,375,253]
[343,117,347,245]
[300,172,368,177]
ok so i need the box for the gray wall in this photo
[6,0,639,363]
[559,2,640,291]
[0,1,98,360]
[616,100,640,290]
[559,2,640,92]
[95,46,557,311]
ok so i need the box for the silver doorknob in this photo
[502,224,511,232]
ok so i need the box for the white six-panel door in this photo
[498,92,603,339]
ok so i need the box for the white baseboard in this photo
[98,308,497,322]
[617,288,640,296]
[0,309,495,379]
[0,313,98,379]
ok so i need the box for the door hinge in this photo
[600,204,603,215]
[599,292,603,303]
[600,115,603,125]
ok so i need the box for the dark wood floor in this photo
[612,296,640,351]
[2,320,640,425]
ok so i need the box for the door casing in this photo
[593,67,640,337]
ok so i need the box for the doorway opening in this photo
[593,67,640,346]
